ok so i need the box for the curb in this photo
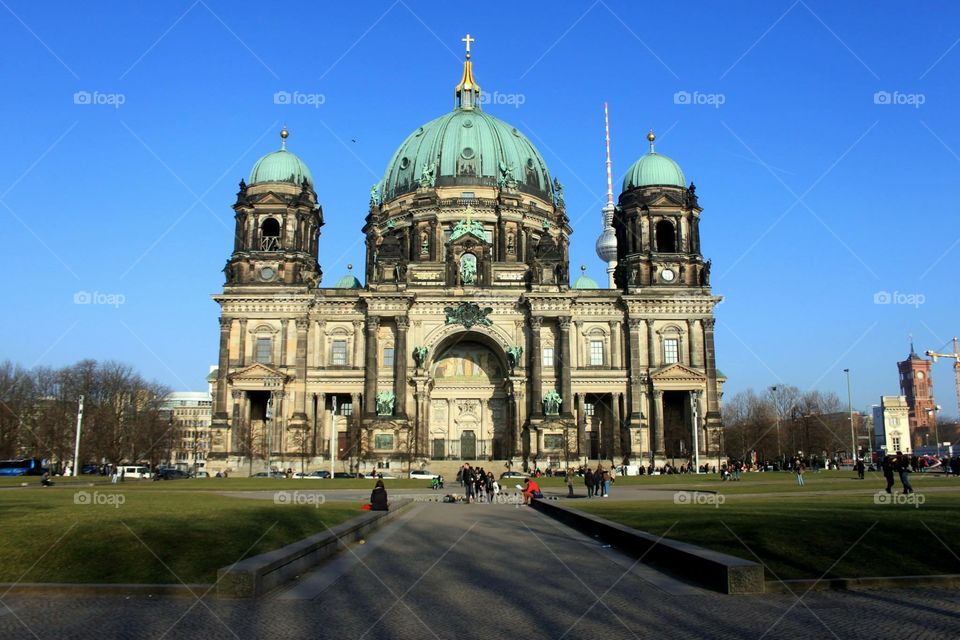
[765,574,960,593]
[0,583,211,598]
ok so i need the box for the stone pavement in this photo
[1,501,958,639]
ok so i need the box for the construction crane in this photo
[926,337,960,419]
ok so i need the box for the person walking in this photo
[795,459,805,487]
[881,454,896,493]
[600,466,611,497]
[565,468,575,498]
[584,468,595,498]
[462,464,475,503]
[855,457,865,480]
[896,452,914,494]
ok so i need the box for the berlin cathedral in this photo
[208,38,724,473]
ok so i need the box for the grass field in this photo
[0,486,359,584]
[574,473,960,581]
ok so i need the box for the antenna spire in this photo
[604,102,614,206]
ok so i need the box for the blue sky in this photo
[1,1,957,415]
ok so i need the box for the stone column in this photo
[316,320,327,368]
[688,319,702,368]
[702,318,721,425]
[394,317,409,418]
[280,320,290,367]
[529,317,543,417]
[609,320,621,369]
[558,317,573,416]
[363,317,379,416]
[654,390,665,456]
[627,319,646,426]
[349,393,361,463]
[497,218,506,261]
[292,317,309,424]
[576,393,586,456]
[612,393,623,460]
[352,320,363,368]
[214,317,231,423]
[237,318,248,367]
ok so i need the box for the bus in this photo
[0,458,45,476]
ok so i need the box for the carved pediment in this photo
[228,363,290,387]
[249,191,290,206]
[650,362,706,382]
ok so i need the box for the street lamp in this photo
[843,369,855,464]
[691,390,702,473]
[330,396,338,479]
[928,405,942,457]
[769,386,782,463]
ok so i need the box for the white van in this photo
[120,466,151,479]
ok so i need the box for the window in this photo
[655,219,676,252]
[339,402,353,417]
[260,218,281,251]
[331,340,347,365]
[543,348,554,367]
[461,191,475,200]
[255,337,272,363]
[663,338,679,364]
[892,436,901,451]
[584,402,595,417]
[382,347,395,367]
[374,433,395,450]
[590,340,604,366]
[544,434,564,450]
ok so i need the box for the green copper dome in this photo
[622,132,685,191]
[380,108,553,202]
[333,273,362,289]
[572,273,600,289]
[249,149,313,186]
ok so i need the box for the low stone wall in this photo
[217,499,412,598]
[531,499,764,594]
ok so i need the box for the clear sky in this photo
[1,1,957,415]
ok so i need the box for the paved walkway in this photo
[1,502,958,639]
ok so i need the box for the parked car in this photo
[154,468,190,481]
[499,471,529,480]
[409,469,440,480]
[365,472,398,480]
[293,470,330,479]
[333,472,354,479]
[80,464,99,475]
[252,471,285,478]
[119,465,151,479]
[192,471,210,478]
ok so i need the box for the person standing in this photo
[896,452,914,494]
[565,468,575,498]
[855,457,865,480]
[584,468,595,498]
[463,464,475,503]
[795,459,805,487]
[881,455,896,493]
[600,466,611,497]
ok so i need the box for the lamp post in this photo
[769,386,782,464]
[330,396,338,479]
[928,405,942,457]
[72,395,84,476]
[691,390,702,473]
[843,369,855,464]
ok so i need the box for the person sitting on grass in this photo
[521,477,542,505]
[370,479,389,511]
[41,471,53,487]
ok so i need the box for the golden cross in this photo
[462,33,474,57]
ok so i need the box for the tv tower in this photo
[595,102,618,288]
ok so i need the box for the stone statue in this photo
[395,263,407,282]
[375,391,395,416]
[553,178,564,207]
[543,390,562,416]
[506,231,515,254]
[419,160,436,188]
[369,183,380,207]
[412,346,428,368]
[459,257,477,285]
[700,259,711,286]
[420,230,429,255]
[497,160,515,189]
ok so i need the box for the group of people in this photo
[881,452,916,494]
[457,464,501,503]
[582,466,613,498]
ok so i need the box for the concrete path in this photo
[2,501,959,639]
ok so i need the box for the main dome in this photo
[380,50,552,203]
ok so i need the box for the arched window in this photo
[260,218,281,251]
[655,220,676,253]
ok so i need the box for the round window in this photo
[461,147,475,159]
[462,119,473,128]
[399,157,410,170]
[259,266,276,281]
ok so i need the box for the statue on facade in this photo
[420,230,429,255]
[506,346,523,372]
[369,183,380,207]
[497,160,515,189]
[553,178,564,207]
[375,391,395,416]
[459,257,477,285]
[700,259,711,286]
[412,346,428,369]
[542,390,562,416]
[419,160,436,188]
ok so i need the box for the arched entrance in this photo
[426,335,510,461]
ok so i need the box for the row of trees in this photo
[0,360,172,469]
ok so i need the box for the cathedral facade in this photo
[208,42,724,473]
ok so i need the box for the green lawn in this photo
[0,486,359,584]
[575,489,960,581]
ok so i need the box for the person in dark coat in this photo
[584,468,595,498]
[370,479,389,511]
[881,455,895,493]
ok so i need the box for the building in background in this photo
[160,391,213,471]
[873,395,912,454]
[898,342,936,448]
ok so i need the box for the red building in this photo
[898,343,936,446]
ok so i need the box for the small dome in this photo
[572,267,600,289]
[595,227,617,262]
[622,152,685,191]
[249,149,313,186]
[333,273,362,289]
